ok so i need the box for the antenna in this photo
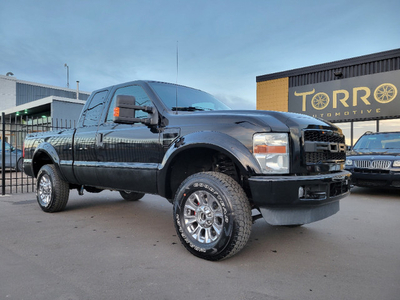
[175,41,178,114]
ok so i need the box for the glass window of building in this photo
[334,122,351,146]
[353,121,377,144]
[379,119,400,132]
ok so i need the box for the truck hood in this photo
[348,149,400,157]
[170,110,340,133]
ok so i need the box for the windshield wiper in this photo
[172,106,205,112]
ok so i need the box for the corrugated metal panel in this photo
[16,83,89,105]
[289,57,400,87]
[288,54,400,88]
[257,49,400,87]
[78,93,90,101]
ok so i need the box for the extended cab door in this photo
[95,84,163,194]
[73,89,109,186]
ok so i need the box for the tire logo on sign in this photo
[374,83,397,103]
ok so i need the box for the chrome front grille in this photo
[354,160,391,169]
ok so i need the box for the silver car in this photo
[0,140,23,172]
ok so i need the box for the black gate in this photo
[0,113,74,195]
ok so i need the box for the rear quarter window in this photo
[82,90,108,127]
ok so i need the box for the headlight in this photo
[393,160,400,167]
[345,159,353,166]
[253,133,289,174]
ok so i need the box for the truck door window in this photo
[82,90,108,127]
[106,85,152,123]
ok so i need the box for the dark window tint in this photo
[83,91,108,127]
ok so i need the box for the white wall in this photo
[0,76,17,112]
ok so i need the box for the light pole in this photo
[64,63,69,88]
[76,81,80,100]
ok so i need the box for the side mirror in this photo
[113,95,158,126]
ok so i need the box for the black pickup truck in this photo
[23,80,350,260]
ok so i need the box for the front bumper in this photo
[248,170,351,225]
[346,169,400,188]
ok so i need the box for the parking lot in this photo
[1,187,399,300]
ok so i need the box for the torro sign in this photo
[288,70,400,122]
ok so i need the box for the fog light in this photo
[298,186,305,198]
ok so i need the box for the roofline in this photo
[3,96,86,115]
[256,48,400,82]
[0,75,91,95]
[363,131,400,135]
[94,79,205,93]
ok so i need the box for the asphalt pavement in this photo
[1,187,399,300]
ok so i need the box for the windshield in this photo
[0,140,12,151]
[149,82,231,111]
[353,132,400,150]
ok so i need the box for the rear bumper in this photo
[248,170,351,225]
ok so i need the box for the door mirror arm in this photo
[113,95,159,127]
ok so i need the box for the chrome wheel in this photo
[36,164,69,213]
[174,172,252,260]
[183,190,224,244]
[38,174,52,207]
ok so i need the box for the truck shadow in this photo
[54,190,347,262]
[63,190,175,231]
[349,186,400,198]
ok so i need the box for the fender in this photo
[31,142,66,180]
[157,131,262,198]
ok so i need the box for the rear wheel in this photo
[119,191,145,201]
[173,172,252,261]
[36,164,69,212]
[16,158,23,172]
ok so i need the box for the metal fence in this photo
[0,113,74,195]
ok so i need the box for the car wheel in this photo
[173,172,252,261]
[36,164,69,212]
[16,158,23,172]
[119,191,145,201]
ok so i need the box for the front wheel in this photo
[173,172,252,261]
[36,164,69,212]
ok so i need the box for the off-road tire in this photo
[119,191,145,201]
[36,164,69,212]
[173,172,252,261]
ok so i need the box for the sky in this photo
[1,0,400,109]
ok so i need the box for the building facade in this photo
[0,74,91,146]
[0,74,90,121]
[257,49,400,146]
